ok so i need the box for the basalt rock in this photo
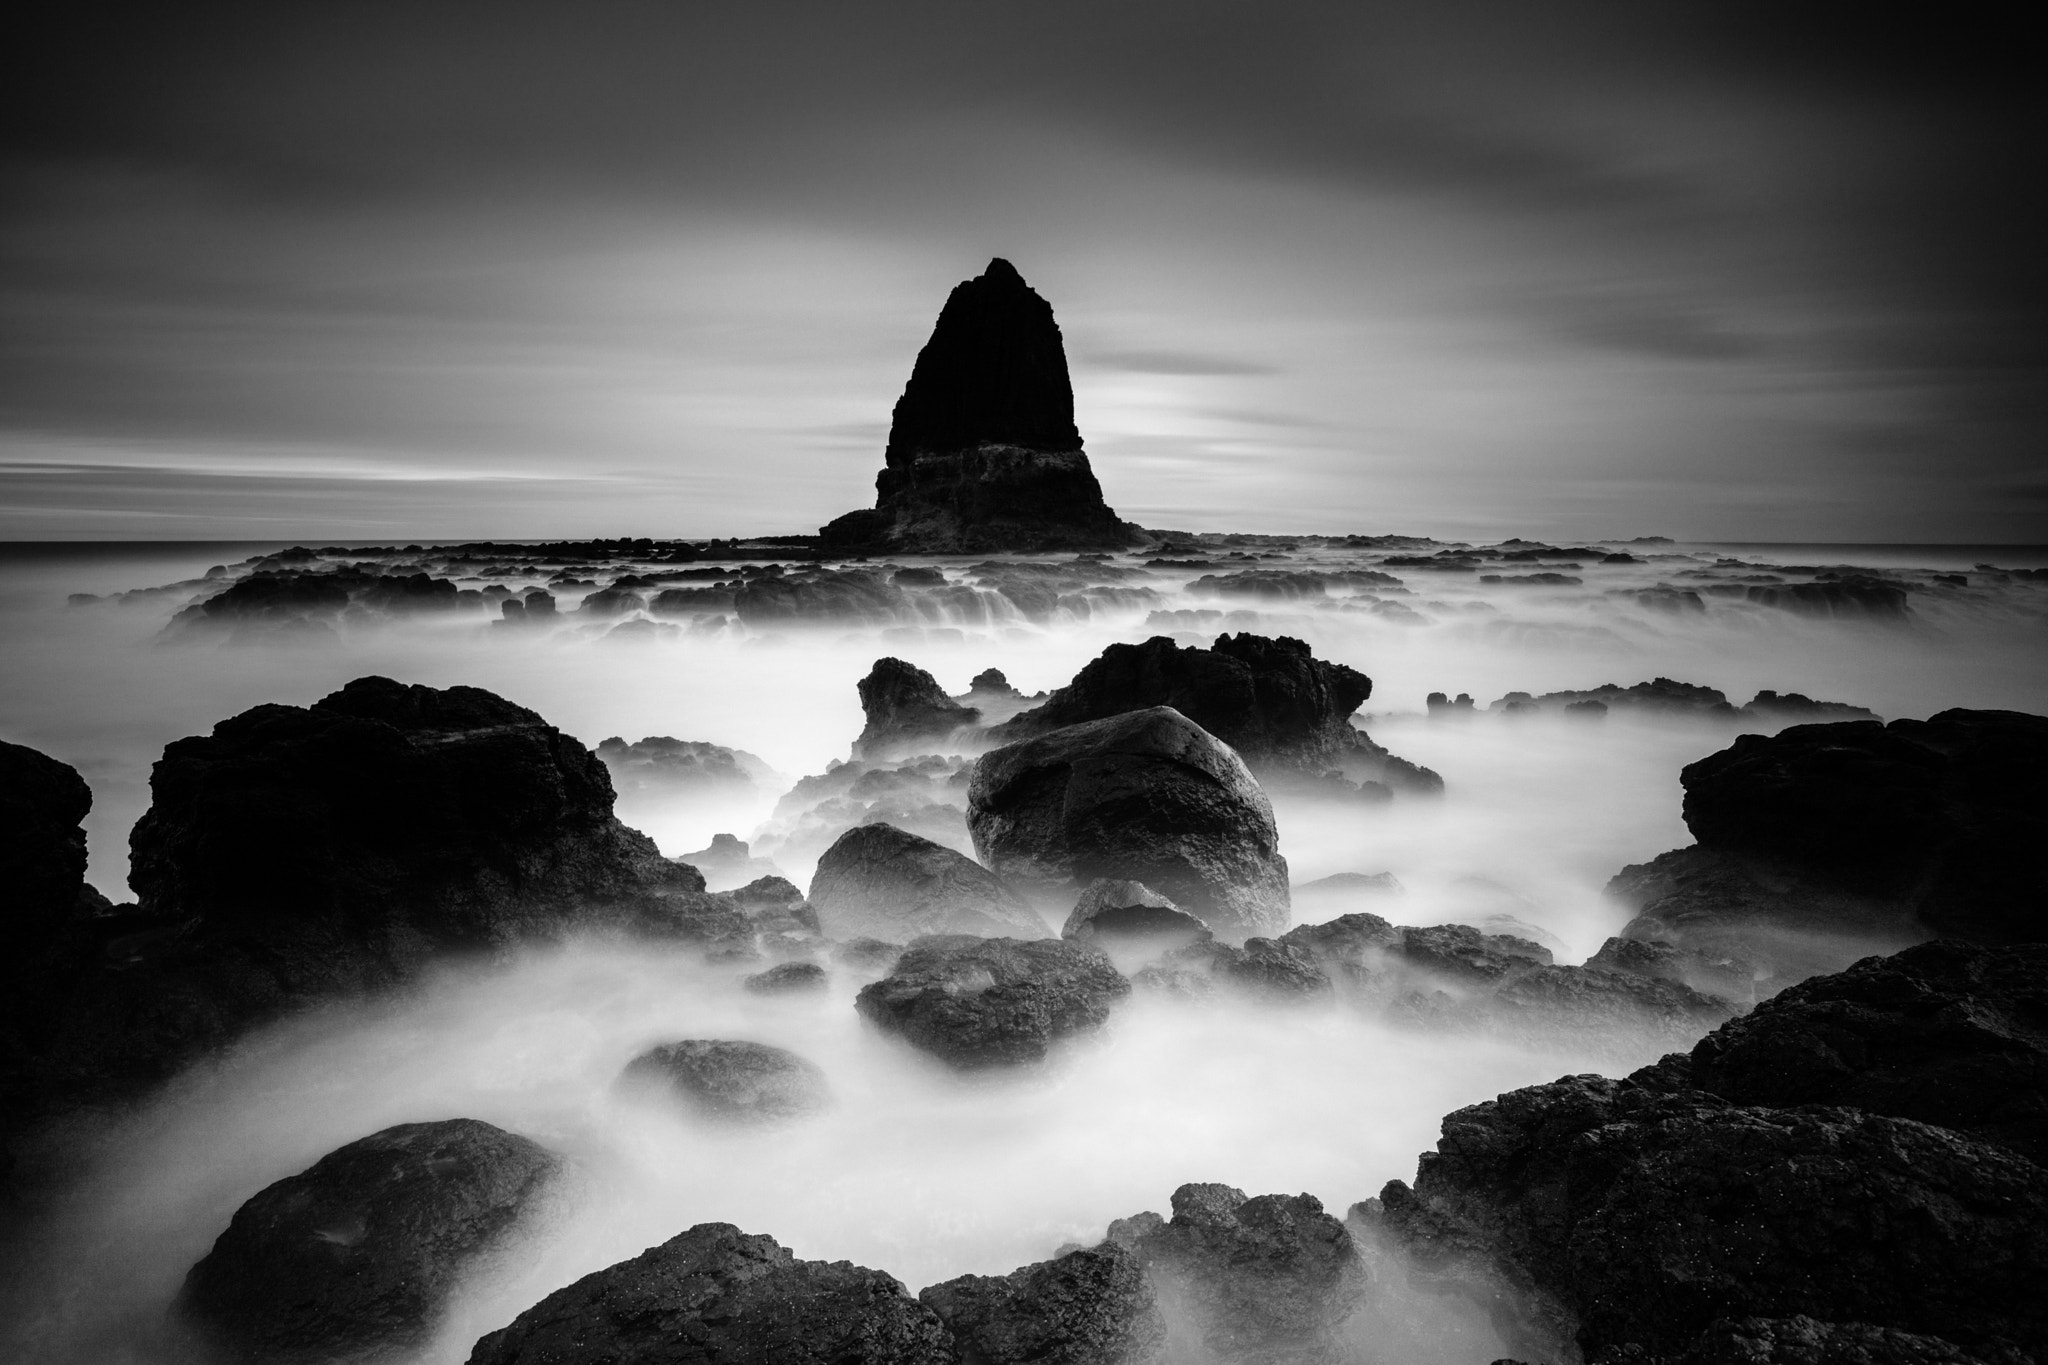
[920,1241,1164,1365]
[178,1119,557,1365]
[992,634,1441,796]
[854,935,1130,1067]
[466,1222,952,1365]
[968,707,1291,939]
[620,1040,830,1124]
[808,822,1046,941]
[855,657,982,760]
[818,259,1139,554]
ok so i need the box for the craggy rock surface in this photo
[1365,942,2048,1365]
[467,1222,952,1365]
[969,706,1290,939]
[992,633,1440,796]
[855,657,982,760]
[621,1040,830,1124]
[179,1119,557,1365]
[920,1242,1163,1365]
[808,822,1046,941]
[1061,879,1211,947]
[819,259,1136,554]
[1613,710,2048,976]
[1108,1182,1363,1364]
[1641,1314,2034,1364]
[743,960,830,994]
[855,935,1130,1067]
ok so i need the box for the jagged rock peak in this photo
[885,257,1081,464]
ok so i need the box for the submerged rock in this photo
[854,935,1130,1067]
[920,1241,1163,1365]
[467,1222,952,1364]
[808,822,1046,941]
[178,1119,556,1364]
[818,258,1138,554]
[620,1040,829,1123]
[968,706,1290,940]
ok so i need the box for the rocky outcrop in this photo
[595,735,778,798]
[1362,941,2048,1364]
[855,657,982,760]
[1610,709,2048,982]
[854,935,1130,1067]
[467,1222,952,1364]
[818,259,1138,554]
[992,634,1441,796]
[0,738,97,928]
[969,707,1290,940]
[920,1242,1163,1365]
[177,1119,557,1364]
[808,822,1046,940]
[620,1040,830,1124]
[1107,1183,1363,1364]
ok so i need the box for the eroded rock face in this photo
[855,657,982,760]
[467,1222,952,1365]
[1061,880,1211,949]
[818,259,1137,554]
[621,1040,830,1124]
[1109,1183,1363,1364]
[854,935,1130,1067]
[968,707,1290,940]
[178,1119,557,1365]
[808,822,1046,941]
[920,1241,1163,1365]
[992,634,1441,796]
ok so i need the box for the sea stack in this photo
[820,258,1140,554]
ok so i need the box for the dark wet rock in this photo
[1492,677,1739,721]
[733,568,910,624]
[1140,936,1333,1001]
[744,960,830,994]
[578,585,645,616]
[1586,935,1757,1005]
[1425,692,1479,717]
[1688,940,2048,1166]
[621,1040,829,1123]
[1395,923,1552,981]
[833,936,906,975]
[1277,912,1405,982]
[854,935,1130,1067]
[1744,576,1910,620]
[1483,964,1735,1050]
[1737,690,1879,726]
[596,735,779,798]
[920,1241,1163,1365]
[1628,585,1707,614]
[1109,1182,1363,1364]
[819,259,1138,554]
[1061,879,1211,948]
[1480,572,1582,586]
[991,633,1440,796]
[0,738,95,936]
[467,1221,951,1365]
[1187,569,1328,601]
[1647,1314,2030,1365]
[968,706,1291,939]
[808,822,1045,941]
[177,1119,556,1365]
[855,657,982,760]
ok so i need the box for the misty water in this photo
[3,537,2045,1363]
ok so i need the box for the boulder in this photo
[1109,1183,1363,1363]
[177,1119,556,1364]
[1060,880,1211,948]
[854,935,1130,1067]
[919,1241,1163,1365]
[466,1222,952,1364]
[620,1040,829,1123]
[1137,937,1332,1001]
[855,657,982,760]
[1585,935,1757,1004]
[744,961,830,995]
[991,634,1441,795]
[968,707,1290,940]
[808,822,1046,941]
[818,258,1138,554]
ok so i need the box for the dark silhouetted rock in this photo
[1660,1315,2029,1364]
[1743,576,1910,620]
[744,960,830,994]
[808,822,1045,941]
[178,1119,556,1365]
[969,707,1290,939]
[621,1040,829,1123]
[818,259,1137,554]
[0,738,94,928]
[920,1241,1163,1365]
[1110,1183,1363,1363]
[466,1222,951,1365]
[1491,677,1738,721]
[854,935,1130,1067]
[856,657,982,760]
[992,634,1441,795]
[1737,690,1879,726]
[1061,879,1211,948]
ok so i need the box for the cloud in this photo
[1080,350,1278,377]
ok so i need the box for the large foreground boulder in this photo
[992,634,1440,795]
[920,1241,1163,1365]
[620,1040,830,1125]
[808,822,1046,940]
[467,1222,952,1364]
[178,1119,557,1364]
[854,935,1130,1067]
[819,259,1137,554]
[968,707,1290,939]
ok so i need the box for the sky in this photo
[1,1,2042,543]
